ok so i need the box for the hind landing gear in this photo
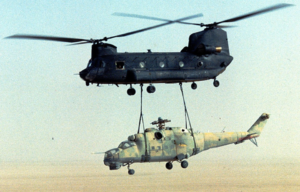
[181,160,188,169]
[147,85,156,93]
[213,79,220,87]
[127,85,136,96]
[166,162,173,170]
[191,82,197,90]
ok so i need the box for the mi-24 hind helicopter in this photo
[103,114,269,175]
[6,4,293,96]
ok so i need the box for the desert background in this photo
[1,0,299,191]
[1,158,299,192]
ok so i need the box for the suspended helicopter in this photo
[102,114,269,175]
[6,4,293,96]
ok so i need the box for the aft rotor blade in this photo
[113,12,203,26]
[217,3,294,25]
[104,13,203,41]
[216,25,236,28]
[5,34,91,43]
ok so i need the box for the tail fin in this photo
[247,113,270,135]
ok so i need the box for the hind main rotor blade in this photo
[5,34,92,43]
[216,3,294,25]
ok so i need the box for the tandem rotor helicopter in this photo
[6,3,293,95]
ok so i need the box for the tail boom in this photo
[201,113,270,149]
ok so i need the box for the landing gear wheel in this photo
[85,81,90,86]
[128,169,135,175]
[127,88,136,96]
[191,82,197,90]
[181,160,188,169]
[213,80,220,87]
[166,162,173,170]
[147,85,156,93]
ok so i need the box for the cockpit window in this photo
[87,59,92,68]
[118,141,136,149]
[87,59,106,68]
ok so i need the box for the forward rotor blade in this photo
[5,34,91,43]
[67,41,92,46]
[113,12,203,26]
[113,12,172,22]
[217,3,294,25]
[6,13,203,44]
[105,13,203,40]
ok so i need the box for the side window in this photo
[123,142,130,149]
[115,61,125,70]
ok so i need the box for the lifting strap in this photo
[179,83,192,129]
[137,84,149,161]
[179,83,198,155]
[137,84,145,133]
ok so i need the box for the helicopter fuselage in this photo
[7,4,293,95]
[79,28,233,93]
[80,51,232,84]
[103,113,269,174]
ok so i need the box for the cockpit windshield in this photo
[118,141,136,149]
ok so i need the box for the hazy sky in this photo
[1,0,299,162]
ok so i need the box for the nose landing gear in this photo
[128,169,135,175]
[127,164,135,175]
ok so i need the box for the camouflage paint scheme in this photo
[104,113,269,174]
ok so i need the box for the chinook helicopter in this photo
[6,4,293,95]
[103,114,269,175]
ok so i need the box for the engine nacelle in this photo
[194,44,222,55]
[188,28,230,55]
